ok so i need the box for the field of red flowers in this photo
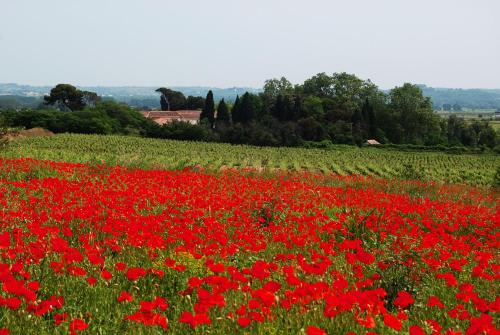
[0,158,498,335]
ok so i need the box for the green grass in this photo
[1,133,499,185]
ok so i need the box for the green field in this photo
[2,133,498,186]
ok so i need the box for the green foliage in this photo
[1,101,154,136]
[153,121,217,142]
[155,87,187,111]
[263,77,294,98]
[400,163,427,181]
[44,84,88,111]
[216,99,230,125]
[201,90,215,126]
[186,95,205,110]
[0,117,8,150]
[492,166,500,188]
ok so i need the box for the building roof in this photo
[365,139,381,145]
[140,110,201,121]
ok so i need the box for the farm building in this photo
[140,110,201,125]
[365,139,381,145]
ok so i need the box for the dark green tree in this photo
[216,98,230,125]
[44,84,86,111]
[186,96,205,110]
[263,77,294,98]
[201,90,215,127]
[239,92,260,123]
[232,95,241,123]
[389,83,441,144]
[155,88,187,111]
[82,91,101,107]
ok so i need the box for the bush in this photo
[492,166,500,189]
[0,119,8,150]
[400,163,427,181]
[154,121,218,142]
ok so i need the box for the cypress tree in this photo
[232,95,241,124]
[201,90,215,127]
[240,92,257,123]
[216,99,230,125]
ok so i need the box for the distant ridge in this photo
[1,83,500,110]
[0,83,261,102]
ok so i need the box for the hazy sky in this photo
[1,0,499,89]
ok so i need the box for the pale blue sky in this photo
[1,0,499,89]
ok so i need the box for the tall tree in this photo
[390,83,441,144]
[44,84,86,111]
[232,95,241,123]
[82,91,101,107]
[239,92,260,123]
[201,90,215,127]
[155,88,187,111]
[263,77,294,98]
[216,98,230,125]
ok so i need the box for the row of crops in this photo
[2,133,499,185]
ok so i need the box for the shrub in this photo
[492,166,500,189]
[0,117,8,150]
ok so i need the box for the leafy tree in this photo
[302,96,325,120]
[303,73,335,97]
[389,83,440,144]
[297,117,328,141]
[263,77,294,98]
[44,84,86,111]
[201,90,215,127]
[216,99,230,125]
[239,92,261,123]
[362,98,377,138]
[186,96,205,110]
[155,88,186,111]
[478,125,497,148]
[82,91,101,107]
[272,94,292,121]
[91,101,155,135]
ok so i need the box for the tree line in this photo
[1,74,498,151]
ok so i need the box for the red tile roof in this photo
[140,110,201,124]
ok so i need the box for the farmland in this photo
[0,135,499,335]
[0,156,498,335]
[2,134,499,186]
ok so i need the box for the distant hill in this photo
[417,85,500,110]
[2,83,500,111]
[0,83,261,109]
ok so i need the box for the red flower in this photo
[86,277,97,286]
[179,311,211,329]
[69,319,88,335]
[427,296,445,309]
[126,267,147,281]
[54,312,68,326]
[409,325,425,335]
[384,314,402,331]
[306,326,327,335]
[117,291,133,303]
[237,317,252,328]
[393,291,414,309]
[0,232,11,249]
[100,269,112,280]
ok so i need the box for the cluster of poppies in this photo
[0,158,498,334]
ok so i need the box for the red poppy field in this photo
[0,158,498,335]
